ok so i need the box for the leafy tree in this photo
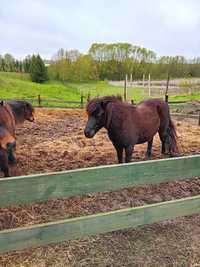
[23,56,32,73]
[4,53,15,71]
[29,55,48,83]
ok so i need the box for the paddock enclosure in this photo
[0,108,200,267]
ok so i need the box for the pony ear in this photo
[23,102,31,110]
[25,102,34,111]
[23,102,29,113]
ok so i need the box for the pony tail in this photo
[167,118,179,155]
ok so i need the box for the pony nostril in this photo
[28,116,34,122]
[84,129,95,138]
[84,129,90,137]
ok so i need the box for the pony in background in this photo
[0,100,34,177]
[84,96,178,163]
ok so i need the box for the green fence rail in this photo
[0,155,199,254]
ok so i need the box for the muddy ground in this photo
[0,108,200,267]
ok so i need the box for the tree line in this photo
[49,44,200,81]
[0,54,47,83]
[1,43,200,83]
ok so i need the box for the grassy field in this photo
[0,72,80,101]
[0,72,199,105]
[66,81,146,102]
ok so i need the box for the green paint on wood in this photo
[0,155,199,207]
[0,195,200,253]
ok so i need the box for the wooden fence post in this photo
[165,73,170,103]
[38,95,41,107]
[143,74,145,87]
[124,74,127,101]
[80,94,84,109]
[148,73,151,97]
[87,93,91,103]
[130,73,133,87]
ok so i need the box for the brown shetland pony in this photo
[0,103,16,177]
[84,96,178,163]
[0,100,34,177]
[7,100,35,125]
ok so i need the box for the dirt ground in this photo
[0,108,200,267]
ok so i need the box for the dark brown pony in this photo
[7,100,35,125]
[84,96,178,163]
[0,100,34,177]
[6,101,34,164]
[0,103,16,177]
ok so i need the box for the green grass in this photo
[169,92,200,102]
[0,72,81,106]
[0,72,199,107]
[0,71,30,81]
[66,81,146,102]
[65,81,200,103]
[0,72,144,104]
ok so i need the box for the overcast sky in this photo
[1,0,200,59]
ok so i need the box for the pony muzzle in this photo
[84,128,95,138]
[28,116,35,122]
[84,117,97,138]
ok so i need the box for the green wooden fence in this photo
[0,155,200,253]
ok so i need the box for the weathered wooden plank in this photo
[41,99,82,104]
[171,113,199,119]
[169,103,200,110]
[1,98,84,105]
[0,155,199,207]
[0,195,200,253]
[1,98,37,103]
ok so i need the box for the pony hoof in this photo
[170,153,178,158]
[145,154,151,160]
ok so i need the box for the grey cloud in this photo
[0,0,200,59]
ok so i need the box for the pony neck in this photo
[9,106,25,125]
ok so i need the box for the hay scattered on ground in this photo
[0,108,200,267]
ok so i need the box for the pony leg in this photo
[161,142,166,154]
[158,130,168,155]
[168,119,178,156]
[145,139,153,159]
[0,149,10,177]
[114,144,123,163]
[7,141,17,165]
[8,152,17,164]
[1,166,10,177]
[125,145,133,163]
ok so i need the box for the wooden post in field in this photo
[38,95,41,107]
[87,93,91,102]
[143,74,145,87]
[148,73,151,97]
[165,73,170,103]
[130,73,133,87]
[124,74,127,101]
[80,94,84,109]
